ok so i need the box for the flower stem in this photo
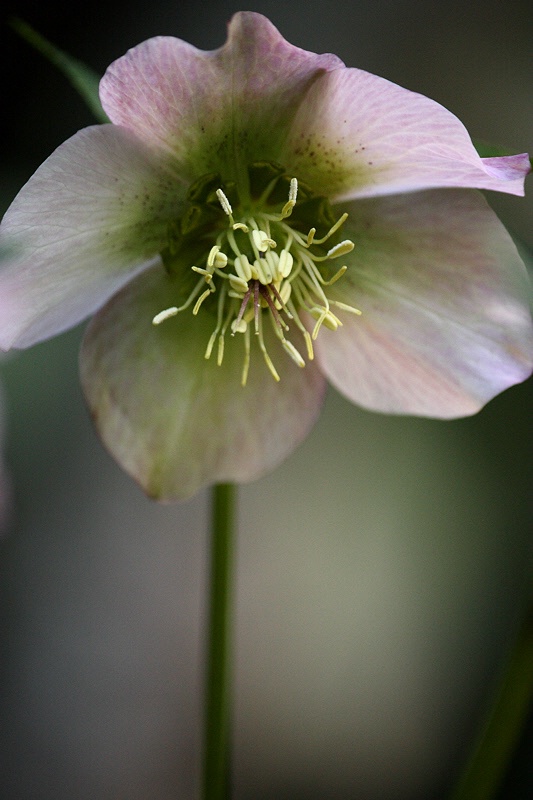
[449,603,533,800]
[203,483,236,800]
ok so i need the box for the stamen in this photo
[285,298,314,360]
[303,330,314,360]
[229,274,249,293]
[193,288,212,315]
[217,303,235,366]
[310,306,343,338]
[300,258,331,310]
[152,307,178,325]
[311,240,354,262]
[207,245,228,269]
[299,253,347,288]
[252,256,271,285]
[278,250,293,279]
[331,300,362,315]
[241,326,251,386]
[310,212,349,245]
[257,313,280,381]
[172,171,359,385]
[322,265,347,286]
[253,280,260,333]
[227,229,242,258]
[234,254,252,281]
[326,240,354,259]
[216,188,234,220]
[281,338,305,368]
[191,266,215,283]
[232,285,253,333]
[252,229,276,252]
[205,284,227,360]
[152,276,206,325]
[280,178,298,219]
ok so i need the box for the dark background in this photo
[0,1,532,798]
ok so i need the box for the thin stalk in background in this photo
[449,604,533,800]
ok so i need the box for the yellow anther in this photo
[309,306,342,337]
[207,245,220,268]
[205,331,217,359]
[278,250,293,278]
[193,288,212,315]
[232,222,249,232]
[229,274,249,294]
[234,254,252,281]
[192,266,214,282]
[303,330,314,360]
[264,251,280,282]
[252,258,271,285]
[281,338,305,368]
[252,229,276,252]
[322,265,347,286]
[325,240,354,259]
[207,245,228,269]
[310,212,350,245]
[217,334,225,366]
[231,318,247,334]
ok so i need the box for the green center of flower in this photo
[153,163,361,385]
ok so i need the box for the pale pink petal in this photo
[0,126,182,349]
[281,68,530,200]
[315,190,533,418]
[99,12,342,188]
[80,265,326,501]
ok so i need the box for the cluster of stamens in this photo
[153,177,361,385]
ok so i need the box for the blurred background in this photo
[0,1,532,798]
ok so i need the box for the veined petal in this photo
[0,125,182,349]
[282,68,530,200]
[99,12,343,188]
[315,190,533,418]
[80,265,326,501]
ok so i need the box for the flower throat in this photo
[153,163,361,385]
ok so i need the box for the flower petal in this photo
[0,125,182,349]
[281,68,530,200]
[80,265,326,500]
[99,12,343,187]
[315,190,533,418]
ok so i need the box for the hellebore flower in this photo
[0,12,531,500]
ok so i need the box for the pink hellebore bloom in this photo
[0,13,531,500]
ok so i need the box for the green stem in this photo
[203,483,236,800]
[10,18,109,123]
[449,605,533,800]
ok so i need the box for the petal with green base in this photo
[80,264,327,500]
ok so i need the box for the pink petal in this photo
[315,190,533,418]
[0,126,181,349]
[99,12,342,188]
[281,68,530,200]
[80,265,326,501]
